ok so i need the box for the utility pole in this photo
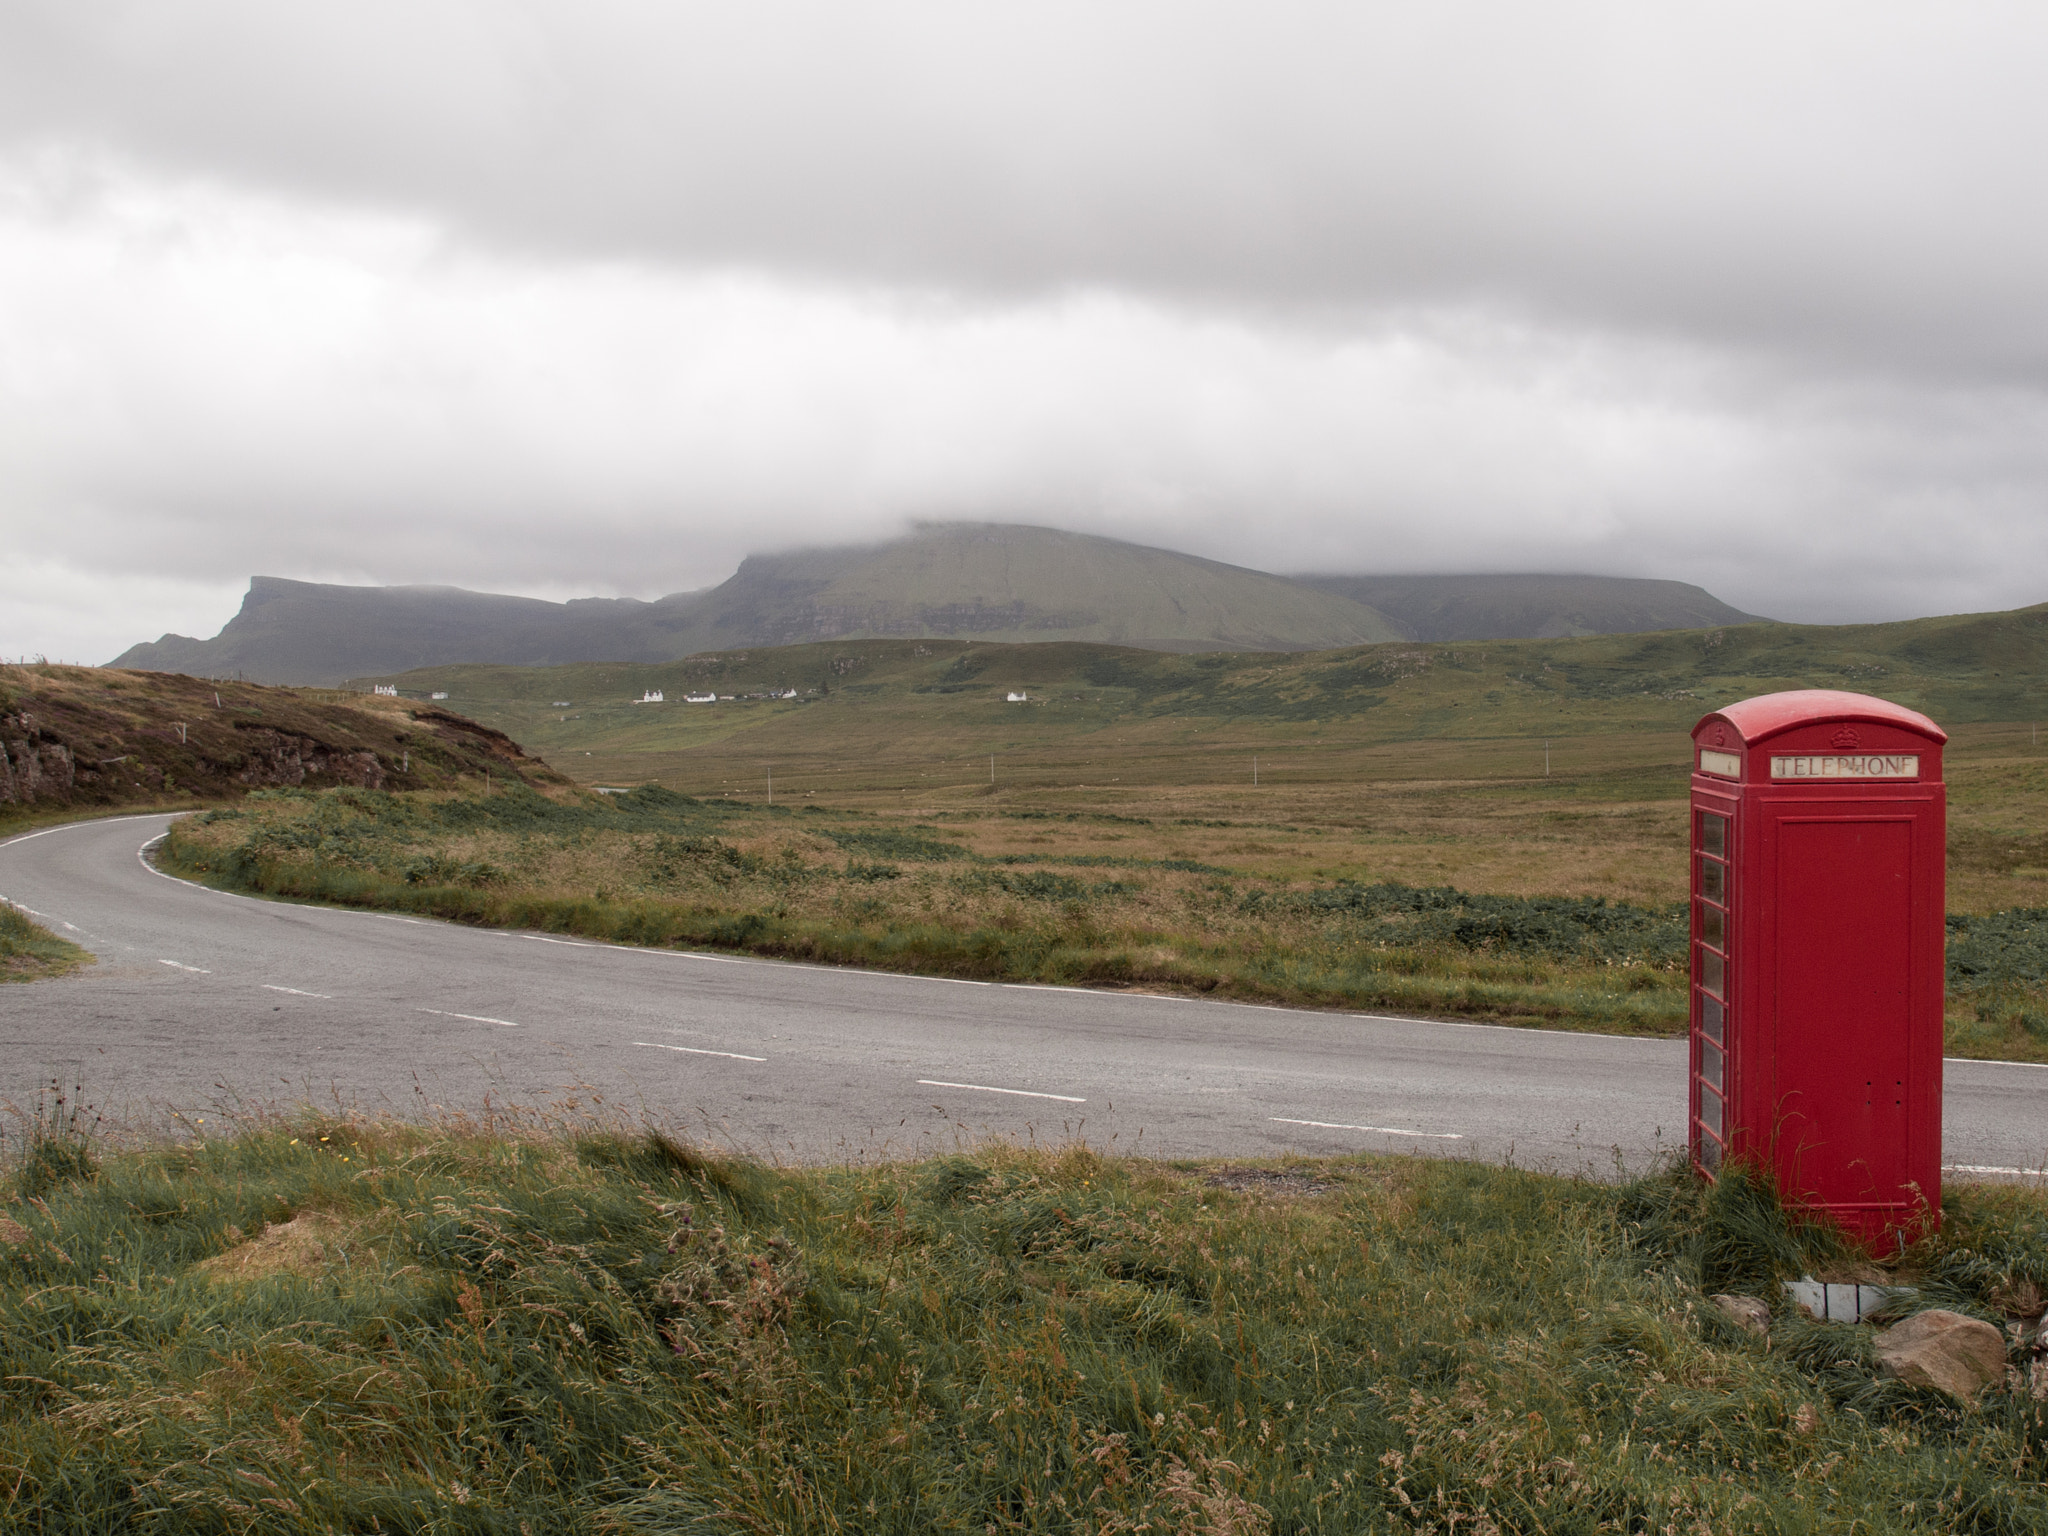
[1544,741,1550,778]
[990,754,995,785]
[1253,755,1259,787]
[767,768,773,805]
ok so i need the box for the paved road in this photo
[2,814,2042,1175]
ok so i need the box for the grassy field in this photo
[0,903,92,983]
[2,1100,2044,1533]
[160,780,2048,1061]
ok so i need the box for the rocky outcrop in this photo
[0,716,77,806]
[230,726,387,790]
[1873,1309,2009,1401]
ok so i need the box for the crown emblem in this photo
[1831,725,1861,749]
[1712,725,1729,747]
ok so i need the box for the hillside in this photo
[107,526,1402,684]
[110,523,1768,687]
[371,596,2048,743]
[1294,572,1765,640]
[659,523,1404,654]
[106,576,705,685]
[0,664,567,824]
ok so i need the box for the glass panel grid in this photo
[1698,1084,1723,1138]
[1699,857,1726,904]
[1699,947,1725,997]
[1700,812,1727,859]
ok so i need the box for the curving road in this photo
[1,814,2043,1176]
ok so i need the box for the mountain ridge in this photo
[110,522,1763,685]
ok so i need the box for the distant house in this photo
[778,689,799,699]
[373,684,398,697]
[1007,691,1028,703]
[549,699,569,707]
[431,691,449,700]
[684,692,717,704]
[639,690,664,703]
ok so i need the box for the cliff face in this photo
[0,666,566,818]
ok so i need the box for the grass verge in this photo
[2,1104,2044,1533]
[155,784,2048,1058]
[0,901,92,983]
[160,787,1695,1037]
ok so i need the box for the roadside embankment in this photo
[2,1107,2043,1531]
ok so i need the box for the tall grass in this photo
[2,1108,2044,1533]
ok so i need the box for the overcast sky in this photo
[5,2,2047,661]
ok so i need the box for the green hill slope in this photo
[1294,572,1766,640]
[369,598,2048,766]
[654,523,1404,654]
[109,525,1405,684]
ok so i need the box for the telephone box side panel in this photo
[1908,784,1947,1226]
[1688,776,1740,1174]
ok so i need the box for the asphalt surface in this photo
[2,813,2043,1176]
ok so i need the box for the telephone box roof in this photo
[1697,689,1946,747]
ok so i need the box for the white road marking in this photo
[1270,1116,1464,1140]
[159,959,210,973]
[918,1079,1086,1102]
[1945,1163,2044,1176]
[263,985,332,999]
[634,1042,768,1062]
[417,1007,519,1027]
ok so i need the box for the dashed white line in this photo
[159,959,210,973]
[634,1042,768,1062]
[417,1007,519,1027]
[1270,1116,1464,1140]
[263,985,332,999]
[918,1079,1086,1103]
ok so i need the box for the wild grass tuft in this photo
[1,1110,2044,1532]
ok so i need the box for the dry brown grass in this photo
[195,1210,360,1283]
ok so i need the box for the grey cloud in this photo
[3,3,2047,663]
[4,3,2047,376]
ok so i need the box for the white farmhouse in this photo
[1007,691,1028,703]
[373,684,398,697]
[639,689,665,703]
[684,692,717,704]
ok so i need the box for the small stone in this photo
[1711,1293,1771,1336]
[1873,1309,2008,1402]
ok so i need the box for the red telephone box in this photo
[1689,690,1947,1246]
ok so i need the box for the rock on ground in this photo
[1873,1309,2008,1402]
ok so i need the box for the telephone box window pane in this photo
[1700,994,1724,1044]
[1699,1134,1722,1172]
[1699,948,1725,996]
[1700,813,1727,859]
[1699,858,1726,904]
[1700,1038,1724,1091]
[1700,904,1725,949]
[1699,1085,1723,1138]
